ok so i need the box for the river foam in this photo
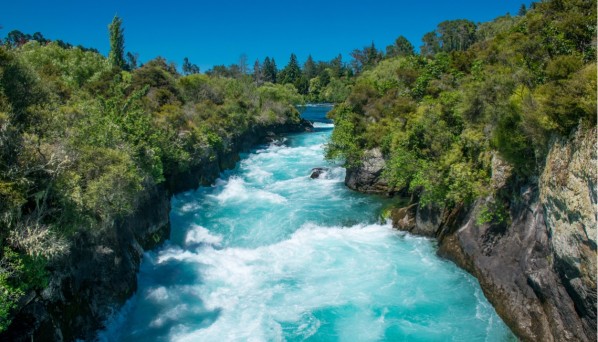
[99,106,514,341]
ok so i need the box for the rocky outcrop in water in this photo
[2,120,313,341]
[367,129,596,341]
[310,167,329,179]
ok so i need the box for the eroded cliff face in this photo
[540,128,597,338]
[2,120,312,342]
[437,190,589,341]
[352,128,596,341]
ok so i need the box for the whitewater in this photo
[100,105,514,341]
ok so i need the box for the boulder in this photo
[310,167,329,179]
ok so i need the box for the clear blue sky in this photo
[2,0,531,71]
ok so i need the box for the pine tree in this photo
[330,54,344,78]
[108,16,125,69]
[518,4,527,16]
[263,57,277,83]
[303,55,317,80]
[280,53,301,85]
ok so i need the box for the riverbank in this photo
[99,105,513,341]
[2,119,313,341]
[347,127,597,341]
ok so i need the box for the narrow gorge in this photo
[1,1,595,341]
[99,105,515,341]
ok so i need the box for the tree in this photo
[5,30,28,48]
[437,19,477,52]
[253,59,263,85]
[421,31,440,57]
[263,57,277,83]
[386,35,415,58]
[108,16,125,69]
[125,52,139,71]
[329,54,344,78]
[279,53,302,85]
[518,4,527,16]
[351,42,382,74]
[182,57,200,75]
[303,55,317,80]
[31,32,48,45]
[238,54,248,75]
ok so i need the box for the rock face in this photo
[438,192,590,341]
[389,204,417,231]
[345,148,390,194]
[540,128,597,338]
[3,184,172,342]
[414,202,444,237]
[2,119,313,341]
[387,128,597,341]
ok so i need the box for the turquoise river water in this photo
[100,105,515,341]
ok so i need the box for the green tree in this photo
[421,31,440,57]
[329,54,345,78]
[5,30,28,48]
[518,4,527,16]
[262,57,277,83]
[279,53,302,86]
[351,42,382,74]
[108,15,125,69]
[182,57,200,75]
[303,55,317,79]
[386,36,415,58]
[253,59,263,85]
[125,51,138,71]
[437,19,477,52]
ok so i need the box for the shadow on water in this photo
[114,256,223,341]
[142,256,204,287]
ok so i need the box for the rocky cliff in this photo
[2,120,312,341]
[539,128,597,339]
[350,128,597,341]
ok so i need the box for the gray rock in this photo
[414,202,444,237]
[345,148,390,193]
[382,128,596,341]
[438,194,589,341]
[310,167,329,179]
[540,128,597,338]
[491,152,513,190]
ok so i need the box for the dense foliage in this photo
[0,0,595,333]
[0,25,304,330]
[327,0,596,208]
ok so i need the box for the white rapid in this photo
[100,105,514,341]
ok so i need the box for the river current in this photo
[100,105,514,341]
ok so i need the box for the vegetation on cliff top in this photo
[326,0,596,208]
[0,17,304,331]
[1,0,596,334]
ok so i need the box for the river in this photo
[100,105,514,341]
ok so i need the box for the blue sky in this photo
[2,0,531,71]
